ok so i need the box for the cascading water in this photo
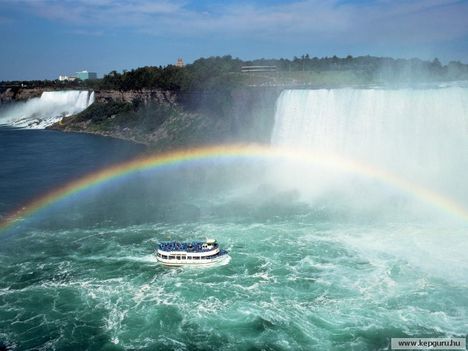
[0,90,95,129]
[271,87,468,209]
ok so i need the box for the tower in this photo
[176,58,185,67]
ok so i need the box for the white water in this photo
[271,87,468,207]
[0,90,95,129]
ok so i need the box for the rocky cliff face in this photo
[0,87,45,103]
[94,89,178,105]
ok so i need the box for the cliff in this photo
[0,87,45,102]
[45,87,281,149]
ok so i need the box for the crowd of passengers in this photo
[158,241,217,252]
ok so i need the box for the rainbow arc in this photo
[1,144,467,234]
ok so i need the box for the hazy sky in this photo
[1,0,468,80]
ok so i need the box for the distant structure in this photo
[76,70,97,80]
[241,65,277,73]
[58,75,77,82]
[175,58,185,67]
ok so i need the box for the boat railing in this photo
[158,241,218,253]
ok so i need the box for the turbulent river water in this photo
[0,87,467,350]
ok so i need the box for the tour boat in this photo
[156,239,229,267]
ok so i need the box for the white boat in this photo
[156,239,229,267]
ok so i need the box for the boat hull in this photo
[156,254,230,267]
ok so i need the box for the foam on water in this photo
[1,217,467,350]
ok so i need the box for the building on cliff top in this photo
[241,65,277,73]
[76,70,97,80]
[176,58,185,67]
[58,75,77,82]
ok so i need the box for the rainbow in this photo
[1,143,468,234]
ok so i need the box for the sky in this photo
[1,0,468,80]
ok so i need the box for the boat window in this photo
[194,256,199,260]
[182,256,186,260]
[170,255,175,260]
[188,256,192,259]
[177,256,181,260]
[162,255,167,259]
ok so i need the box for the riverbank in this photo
[47,125,151,147]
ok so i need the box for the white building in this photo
[176,58,185,67]
[58,75,77,82]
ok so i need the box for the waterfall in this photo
[0,90,95,129]
[271,87,468,207]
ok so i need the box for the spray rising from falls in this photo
[0,90,95,129]
[271,87,468,210]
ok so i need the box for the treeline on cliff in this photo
[3,55,468,90]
